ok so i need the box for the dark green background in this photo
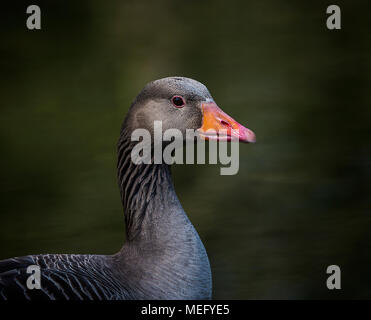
[1,1,370,299]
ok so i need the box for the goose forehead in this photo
[149,77,212,99]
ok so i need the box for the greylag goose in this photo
[0,77,255,300]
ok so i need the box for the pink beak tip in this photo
[239,126,256,144]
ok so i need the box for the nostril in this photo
[220,120,231,127]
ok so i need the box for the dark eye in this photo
[171,96,185,108]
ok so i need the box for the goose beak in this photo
[198,102,256,143]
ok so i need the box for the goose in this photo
[0,77,256,300]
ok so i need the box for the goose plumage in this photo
[0,77,255,300]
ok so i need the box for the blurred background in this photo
[1,0,370,299]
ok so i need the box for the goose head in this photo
[122,77,256,146]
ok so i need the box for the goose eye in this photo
[171,96,185,108]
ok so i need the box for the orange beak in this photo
[197,102,256,143]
